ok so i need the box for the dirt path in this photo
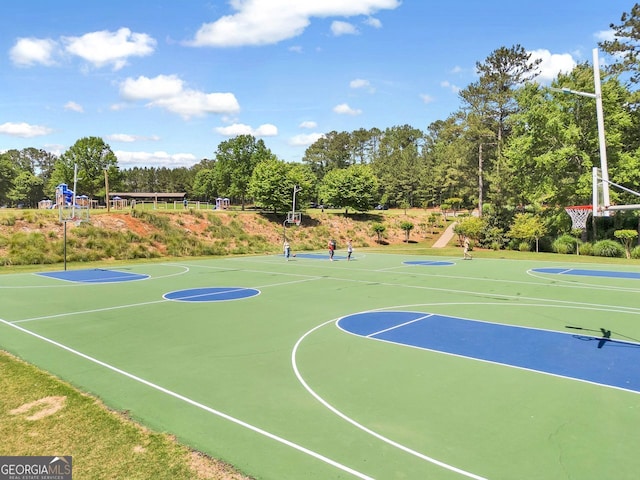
[433,221,457,248]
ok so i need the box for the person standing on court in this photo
[347,239,353,261]
[283,240,291,260]
[463,236,472,260]
[328,239,335,261]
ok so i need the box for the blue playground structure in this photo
[55,183,90,222]
[55,183,74,207]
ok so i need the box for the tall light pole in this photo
[552,48,610,215]
[292,185,302,214]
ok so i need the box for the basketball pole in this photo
[63,219,68,271]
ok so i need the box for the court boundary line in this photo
[526,268,640,292]
[222,256,640,294]
[292,316,489,480]
[333,303,640,396]
[0,317,375,480]
[170,259,640,314]
[292,301,640,479]
[10,276,323,325]
[0,265,191,289]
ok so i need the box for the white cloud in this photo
[350,78,370,89]
[119,75,240,119]
[0,122,53,138]
[333,103,362,115]
[215,123,278,137]
[120,75,184,101]
[594,29,616,42]
[331,21,359,36]
[107,133,160,143]
[364,17,382,28]
[440,80,461,94]
[115,150,198,168]
[62,28,156,70]
[289,45,303,53]
[10,28,155,70]
[152,92,240,119]
[64,101,84,113]
[350,78,375,94]
[10,38,59,67]
[299,120,317,129]
[289,133,324,146]
[450,65,463,74]
[43,144,65,156]
[420,94,435,104]
[188,0,401,47]
[528,49,577,83]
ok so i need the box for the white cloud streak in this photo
[215,123,278,137]
[0,122,53,138]
[333,103,362,115]
[331,21,359,36]
[107,134,161,143]
[420,94,434,104]
[299,121,317,129]
[64,101,84,113]
[115,150,198,168]
[119,75,240,119]
[289,133,324,146]
[188,0,400,47]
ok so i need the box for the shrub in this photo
[1,215,16,226]
[632,246,640,259]
[578,242,594,256]
[552,234,577,254]
[592,239,624,258]
[518,242,531,252]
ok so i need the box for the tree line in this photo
[2,5,640,241]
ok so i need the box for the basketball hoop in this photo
[286,211,301,226]
[565,205,592,230]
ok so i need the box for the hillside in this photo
[0,208,453,266]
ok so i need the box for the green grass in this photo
[0,350,250,480]
[2,252,640,478]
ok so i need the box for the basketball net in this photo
[565,205,592,230]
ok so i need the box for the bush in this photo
[632,246,640,259]
[518,241,531,252]
[552,234,577,254]
[578,242,594,256]
[592,239,624,258]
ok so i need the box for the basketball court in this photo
[1,252,640,479]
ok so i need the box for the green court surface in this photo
[1,252,640,479]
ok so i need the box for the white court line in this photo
[0,317,374,480]
[219,255,640,294]
[12,299,169,324]
[525,269,640,293]
[292,317,489,480]
[11,277,322,325]
[173,258,640,313]
[366,314,434,337]
[334,302,640,395]
[0,265,191,289]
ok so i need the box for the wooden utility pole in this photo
[104,169,110,213]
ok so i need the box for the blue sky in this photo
[0,1,628,169]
